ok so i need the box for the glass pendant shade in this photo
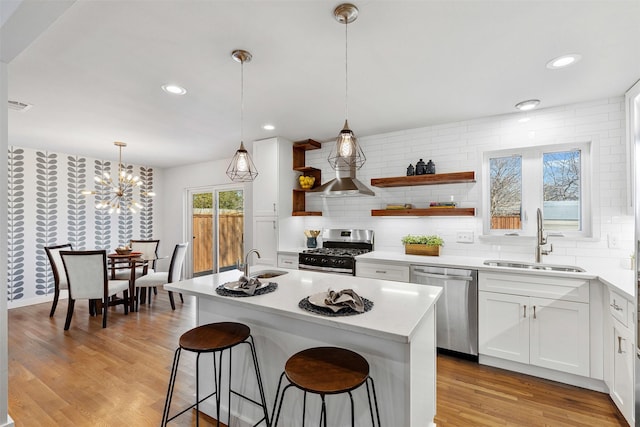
[226,141,258,182]
[327,120,366,170]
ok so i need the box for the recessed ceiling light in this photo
[518,117,531,123]
[262,124,275,130]
[161,84,187,95]
[546,54,581,69]
[515,99,540,111]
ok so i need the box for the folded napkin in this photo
[236,275,262,295]
[324,288,364,313]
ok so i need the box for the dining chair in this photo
[112,239,160,280]
[44,243,73,317]
[60,250,129,330]
[132,243,188,311]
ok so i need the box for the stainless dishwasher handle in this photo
[411,271,473,281]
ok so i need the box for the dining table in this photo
[107,252,154,311]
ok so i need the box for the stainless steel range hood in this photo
[311,164,375,197]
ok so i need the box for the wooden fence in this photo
[491,216,521,230]
[193,212,244,274]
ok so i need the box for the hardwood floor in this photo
[8,289,628,426]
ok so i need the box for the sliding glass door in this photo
[187,186,244,277]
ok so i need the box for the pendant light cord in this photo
[344,20,349,122]
[240,58,245,144]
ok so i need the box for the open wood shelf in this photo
[370,171,475,188]
[292,139,322,216]
[371,208,476,217]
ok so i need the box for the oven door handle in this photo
[411,271,473,281]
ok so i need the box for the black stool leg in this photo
[195,352,201,427]
[246,336,271,427]
[365,377,381,427]
[302,391,307,427]
[320,395,327,427]
[215,350,223,427]
[272,377,295,427]
[348,391,355,427]
[161,347,182,426]
[227,347,232,427]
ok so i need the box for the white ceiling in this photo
[5,0,640,168]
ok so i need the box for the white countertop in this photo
[165,268,442,344]
[356,251,636,300]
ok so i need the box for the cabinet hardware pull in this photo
[273,221,276,230]
[523,305,527,318]
[618,336,626,354]
[610,300,623,311]
[533,305,536,319]
[273,203,276,212]
[375,270,387,274]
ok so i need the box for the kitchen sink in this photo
[483,260,585,273]
[250,270,288,279]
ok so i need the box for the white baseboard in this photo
[479,355,607,393]
[1,414,14,427]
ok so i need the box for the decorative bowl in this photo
[115,247,132,255]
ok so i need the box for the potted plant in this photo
[401,234,444,256]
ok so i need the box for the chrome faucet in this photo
[535,208,553,263]
[243,249,261,277]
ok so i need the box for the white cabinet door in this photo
[253,139,279,217]
[529,297,590,376]
[252,217,277,267]
[611,319,634,425]
[479,291,529,364]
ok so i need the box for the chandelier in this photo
[327,3,366,171]
[226,49,259,182]
[82,141,154,214]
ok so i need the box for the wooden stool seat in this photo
[285,347,369,394]
[272,346,381,426]
[179,322,250,352]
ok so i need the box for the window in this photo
[484,143,591,237]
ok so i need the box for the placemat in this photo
[298,296,373,316]
[215,282,278,297]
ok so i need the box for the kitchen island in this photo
[165,268,442,427]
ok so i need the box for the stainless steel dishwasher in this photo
[410,265,478,358]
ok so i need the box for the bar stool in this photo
[161,322,270,427]
[271,346,381,427]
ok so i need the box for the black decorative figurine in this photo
[426,159,436,174]
[406,164,415,176]
[416,159,426,175]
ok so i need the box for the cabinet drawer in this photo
[277,254,298,270]
[356,262,410,282]
[479,272,589,303]
[609,290,631,327]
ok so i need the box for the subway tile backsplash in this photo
[302,97,633,267]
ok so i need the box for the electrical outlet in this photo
[456,231,474,243]
[607,234,619,249]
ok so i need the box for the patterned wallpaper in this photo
[7,146,155,305]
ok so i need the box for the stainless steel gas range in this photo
[298,229,374,275]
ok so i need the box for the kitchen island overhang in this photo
[165,268,441,427]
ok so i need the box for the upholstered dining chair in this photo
[44,243,73,317]
[60,250,129,330]
[112,239,160,280]
[133,243,188,311]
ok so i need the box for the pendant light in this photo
[327,3,366,171]
[226,49,258,182]
[82,141,155,214]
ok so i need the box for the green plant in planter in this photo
[401,234,444,246]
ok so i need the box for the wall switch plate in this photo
[607,233,619,249]
[456,231,474,243]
